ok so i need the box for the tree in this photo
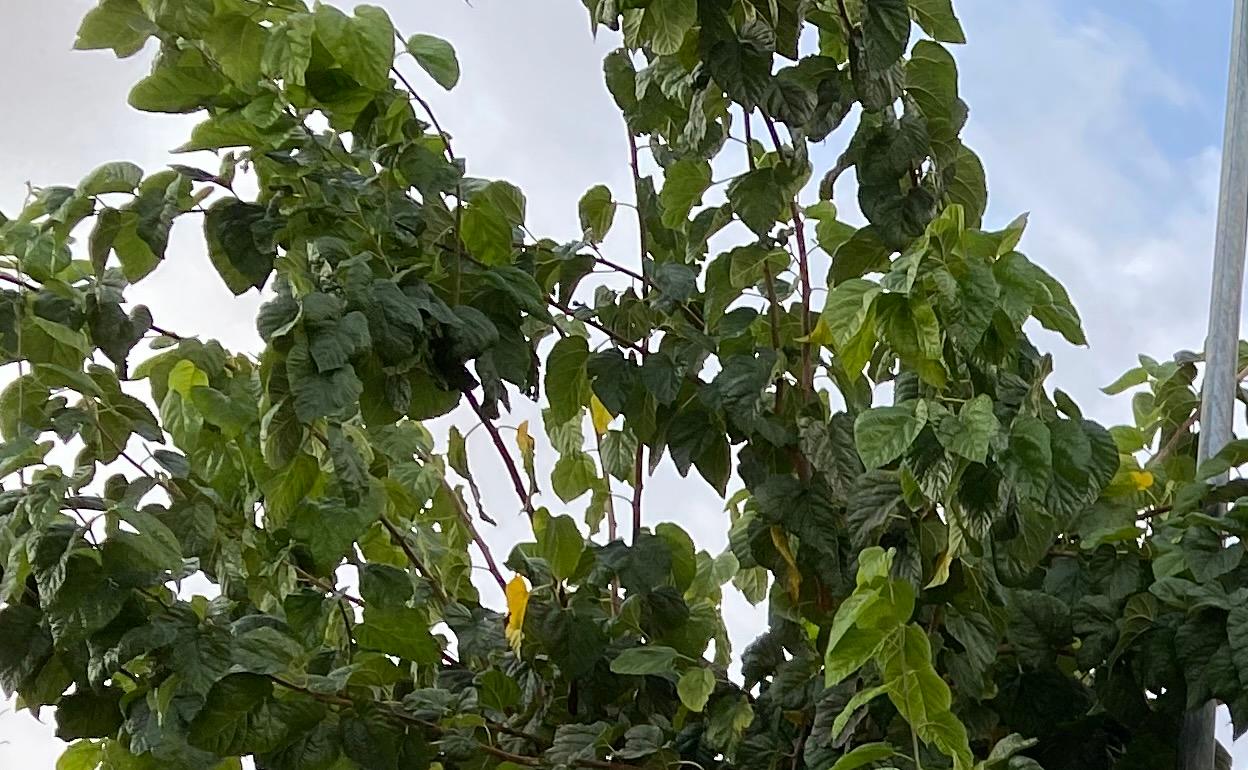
[0,1,1244,768]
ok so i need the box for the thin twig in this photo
[463,390,534,517]
[549,298,645,353]
[1149,361,1248,467]
[379,515,448,602]
[432,464,508,590]
[293,564,365,607]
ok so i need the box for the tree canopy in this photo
[1,1,1247,769]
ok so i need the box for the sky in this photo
[0,0,1245,766]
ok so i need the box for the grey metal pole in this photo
[1180,1,1248,767]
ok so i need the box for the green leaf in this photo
[831,683,891,742]
[728,245,789,289]
[660,158,713,229]
[863,0,911,70]
[116,508,183,570]
[74,0,155,57]
[830,742,896,770]
[855,404,927,469]
[935,395,999,463]
[640,0,696,56]
[1005,590,1071,667]
[946,142,988,229]
[906,41,960,150]
[1102,366,1148,395]
[727,168,788,236]
[56,741,104,770]
[822,278,880,350]
[205,199,276,295]
[128,49,227,113]
[578,185,617,241]
[536,511,584,581]
[677,668,715,712]
[909,0,966,44]
[314,4,395,89]
[357,606,440,664]
[78,162,143,196]
[189,674,322,756]
[547,722,613,766]
[825,625,885,687]
[552,451,598,503]
[707,20,775,108]
[462,197,515,265]
[610,645,682,675]
[546,335,591,423]
[55,688,123,739]
[405,34,460,90]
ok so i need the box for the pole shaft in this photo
[1180,1,1248,767]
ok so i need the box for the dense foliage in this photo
[3,1,1248,769]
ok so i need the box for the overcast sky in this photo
[1,0,1245,766]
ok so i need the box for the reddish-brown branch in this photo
[463,390,534,517]
[626,128,650,541]
[761,113,814,400]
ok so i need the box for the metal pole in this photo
[1180,1,1248,767]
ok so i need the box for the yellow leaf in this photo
[590,395,613,436]
[516,420,536,476]
[505,575,530,652]
[516,420,535,455]
[769,526,801,600]
[1130,470,1154,491]
[795,317,833,348]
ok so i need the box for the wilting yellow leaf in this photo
[1130,470,1154,491]
[590,395,613,436]
[770,526,801,599]
[505,575,530,652]
[516,420,536,476]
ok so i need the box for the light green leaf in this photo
[728,245,788,289]
[314,4,395,89]
[677,668,715,712]
[909,0,966,44]
[578,185,617,241]
[1101,366,1148,395]
[935,394,999,464]
[78,162,143,196]
[552,451,598,503]
[660,158,713,229]
[640,0,696,56]
[461,198,514,265]
[405,34,460,90]
[854,404,927,469]
[610,645,682,675]
[536,511,584,581]
[57,740,104,770]
[822,278,880,349]
[116,508,183,570]
[74,0,155,57]
[546,336,591,423]
[830,742,896,770]
[831,683,891,742]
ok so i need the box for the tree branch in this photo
[762,112,814,401]
[463,390,534,517]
